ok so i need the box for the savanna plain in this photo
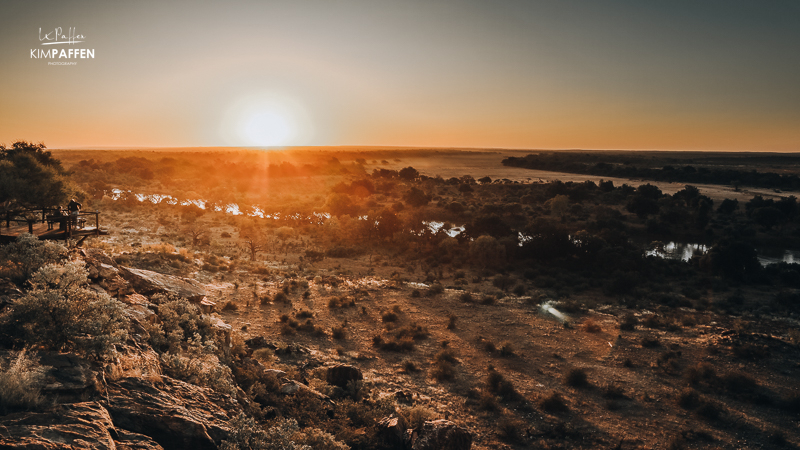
[2,145,800,450]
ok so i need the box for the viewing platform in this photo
[1,210,108,244]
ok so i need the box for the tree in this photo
[546,195,570,220]
[700,239,761,280]
[238,222,267,260]
[398,166,419,180]
[403,187,431,207]
[0,141,78,232]
[376,209,402,240]
[469,235,505,270]
[717,198,739,215]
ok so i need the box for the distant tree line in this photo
[502,153,800,191]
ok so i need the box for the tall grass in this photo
[0,349,48,414]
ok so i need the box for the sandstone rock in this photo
[114,429,165,450]
[86,248,117,267]
[244,336,277,351]
[104,376,239,450]
[122,293,152,306]
[37,353,102,402]
[118,266,206,301]
[326,364,363,388]
[199,298,216,313]
[278,379,333,404]
[409,420,473,450]
[124,303,157,324]
[377,414,408,447]
[208,316,232,347]
[99,274,134,298]
[0,402,117,449]
[109,346,162,379]
[98,263,119,280]
[264,369,287,378]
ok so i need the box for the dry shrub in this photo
[641,336,661,348]
[447,314,457,330]
[0,349,48,414]
[497,416,525,443]
[480,294,496,305]
[478,391,499,411]
[328,296,355,308]
[331,323,347,340]
[582,318,602,333]
[221,301,238,311]
[564,367,589,388]
[540,391,568,413]
[619,313,638,331]
[402,406,435,429]
[381,311,399,322]
[486,367,521,401]
[431,360,456,382]
[498,341,515,357]
[401,360,420,373]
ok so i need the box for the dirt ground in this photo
[198,253,800,450]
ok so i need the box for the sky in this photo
[1,0,799,151]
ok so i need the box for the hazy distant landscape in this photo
[2,144,800,449]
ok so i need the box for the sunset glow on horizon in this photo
[1,1,799,151]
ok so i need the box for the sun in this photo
[243,108,293,147]
[220,92,313,147]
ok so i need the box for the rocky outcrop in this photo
[114,429,165,450]
[104,376,239,450]
[278,379,334,405]
[38,353,102,403]
[408,420,473,450]
[377,417,473,450]
[0,402,166,450]
[98,275,135,299]
[377,414,408,448]
[118,266,206,302]
[85,248,117,267]
[0,402,117,449]
[326,364,363,388]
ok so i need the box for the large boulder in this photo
[377,414,408,448]
[104,376,239,450]
[118,266,206,302]
[408,420,473,450]
[0,402,117,449]
[326,364,363,388]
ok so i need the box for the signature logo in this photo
[39,27,85,45]
[31,27,94,65]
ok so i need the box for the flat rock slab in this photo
[0,402,117,450]
[118,266,206,301]
[104,376,239,450]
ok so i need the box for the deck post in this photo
[95,212,99,235]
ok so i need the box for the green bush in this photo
[219,413,311,450]
[3,261,128,359]
[0,234,67,282]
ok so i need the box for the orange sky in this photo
[1,1,799,151]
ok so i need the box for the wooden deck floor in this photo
[1,221,108,241]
